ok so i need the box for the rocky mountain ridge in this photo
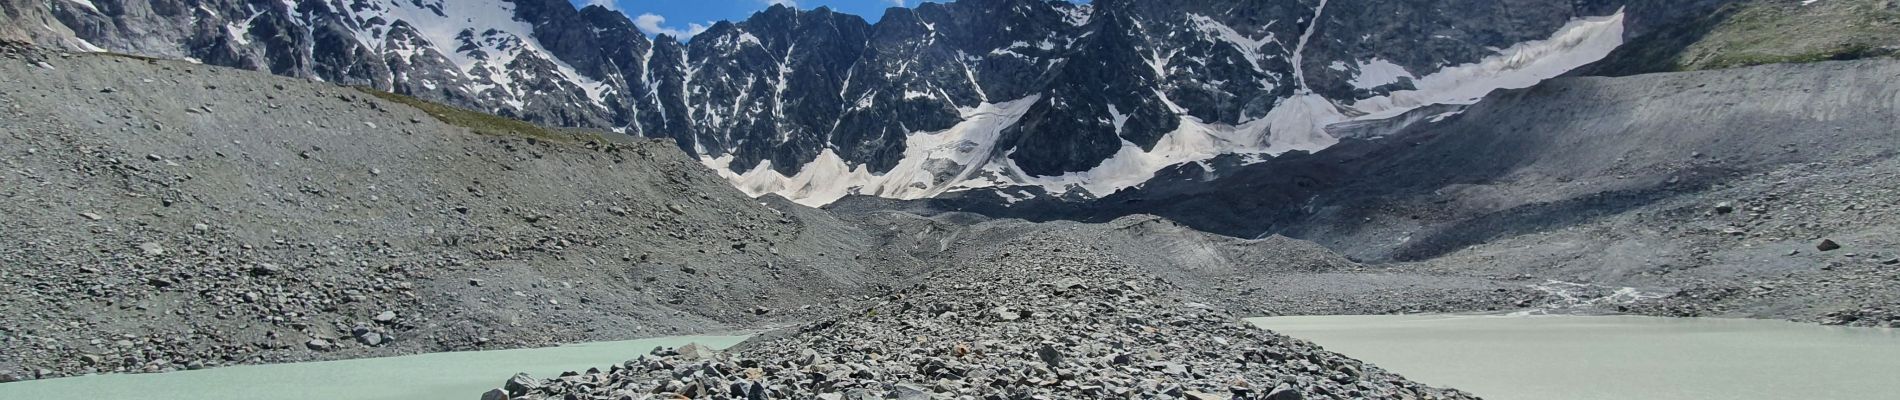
[3,0,1636,205]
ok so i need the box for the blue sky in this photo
[573,0,940,38]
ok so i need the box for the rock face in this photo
[500,234,1478,400]
[0,0,1637,204]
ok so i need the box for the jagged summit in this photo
[6,0,1628,205]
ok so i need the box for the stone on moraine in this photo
[667,204,686,214]
[1154,362,1189,376]
[250,263,283,276]
[1036,343,1065,367]
[1818,239,1842,252]
[892,384,930,400]
[306,339,331,351]
[357,332,385,346]
[139,242,165,256]
[79,212,102,221]
[1265,383,1303,400]
[504,373,540,397]
[992,307,1023,321]
[374,310,398,323]
[479,388,508,400]
[0,370,18,383]
[1187,391,1231,400]
[676,343,716,361]
[1714,202,1735,214]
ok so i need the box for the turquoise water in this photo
[0,334,749,400]
[1250,314,1900,400]
[9,316,1896,400]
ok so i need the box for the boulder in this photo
[503,373,540,397]
[1817,239,1842,252]
[479,388,508,400]
[1265,384,1303,400]
[675,343,716,361]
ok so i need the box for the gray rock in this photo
[79,212,102,221]
[675,343,716,361]
[504,373,540,397]
[1818,239,1842,252]
[1714,202,1735,214]
[0,370,18,383]
[373,310,398,323]
[1265,384,1302,400]
[356,332,385,346]
[479,388,508,400]
[1036,344,1064,367]
[306,339,332,351]
[892,384,930,400]
[249,263,283,276]
[991,307,1023,321]
[138,242,165,256]
[1048,277,1086,292]
[1187,391,1231,400]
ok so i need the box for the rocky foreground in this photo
[493,233,1477,400]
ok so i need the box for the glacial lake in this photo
[6,316,1896,400]
[0,334,749,400]
[1249,314,1900,400]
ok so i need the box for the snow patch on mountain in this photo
[705,96,1042,207]
[1347,10,1626,119]
[1348,58,1412,89]
[1188,14,1279,72]
[347,0,613,113]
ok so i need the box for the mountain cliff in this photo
[4,0,1635,204]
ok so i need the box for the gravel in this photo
[500,234,1477,400]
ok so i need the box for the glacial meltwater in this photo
[1249,314,1900,400]
[0,334,749,400]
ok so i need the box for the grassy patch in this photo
[1587,0,1899,75]
[1677,0,1900,71]
[349,86,598,144]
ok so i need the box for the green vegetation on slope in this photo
[1586,0,1900,75]
[349,86,615,144]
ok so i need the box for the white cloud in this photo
[762,0,797,7]
[633,13,709,38]
[887,0,905,5]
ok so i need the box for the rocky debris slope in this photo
[875,58,1900,324]
[501,233,1477,400]
[0,43,909,379]
[1606,160,1900,327]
